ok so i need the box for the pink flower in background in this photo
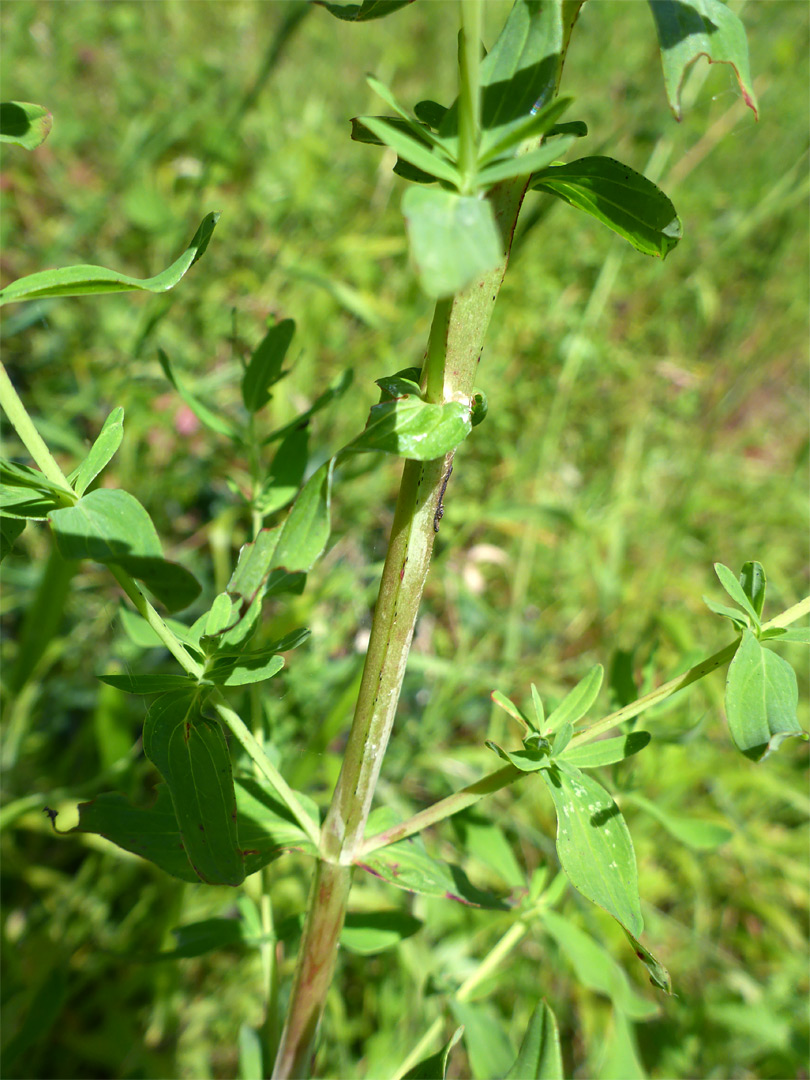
[175,405,200,436]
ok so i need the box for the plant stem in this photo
[0,362,75,496]
[457,0,482,193]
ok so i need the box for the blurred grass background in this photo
[1,2,808,1078]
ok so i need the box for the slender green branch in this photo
[0,361,75,496]
[212,694,321,849]
[359,597,810,853]
[457,0,482,193]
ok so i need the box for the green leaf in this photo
[492,689,536,732]
[401,187,502,299]
[541,762,643,937]
[739,561,766,619]
[165,917,247,958]
[725,629,805,761]
[0,515,25,561]
[207,650,286,687]
[598,1008,646,1080]
[648,0,759,120]
[366,76,452,155]
[561,731,651,769]
[360,809,508,909]
[241,318,295,414]
[1,457,73,497]
[227,528,281,608]
[530,684,545,728]
[451,1001,515,1080]
[470,390,488,427]
[271,458,334,572]
[478,97,572,165]
[762,626,810,644]
[204,592,242,637]
[231,776,319,873]
[97,672,197,694]
[255,426,309,517]
[360,116,459,185]
[375,369,423,400]
[549,721,573,758]
[0,213,219,306]
[315,0,413,22]
[531,157,681,259]
[48,488,200,611]
[340,910,422,955]
[702,595,749,631]
[505,1001,563,1080]
[238,1023,264,1080]
[540,909,658,1020]
[262,369,353,447]
[72,785,200,883]
[0,101,52,149]
[478,136,575,187]
[348,396,471,460]
[478,0,573,155]
[402,1027,463,1080]
[74,407,124,496]
[624,932,672,994]
[486,739,550,773]
[158,348,239,440]
[117,605,202,652]
[143,691,245,885]
[714,562,761,629]
[414,99,448,130]
[623,792,732,851]
[545,664,604,733]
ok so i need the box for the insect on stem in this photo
[433,464,453,533]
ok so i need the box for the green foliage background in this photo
[1,2,807,1078]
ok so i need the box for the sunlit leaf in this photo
[241,318,295,414]
[505,1000,563,1080]
[624,792,732,851]
[315,0,413,22]
[545,664,604,733]
[340,910,422,955]
[348,395,471,460]
[714,562,761,629]
[560,731,651,769]
[0,101,52,149]
[0,213,219,306]
[271,459,334,572]
[402,1027,463,1080]
[74,407,124,496]
[725,629,805,760]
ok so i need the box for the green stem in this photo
[0,362,75,496]
[457,0,482,193]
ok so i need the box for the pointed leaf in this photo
[762,626,810,644]
[315,0,414,22]
[541,762,643,937]
[117,605,202,652]
[241,318,295,413]
[714,562,761,629]
[0,213,219,306]
[452,809,526,888]
[450,1001,515,1080]
[545,664,604,733]
[725,629,804,760]
[648,0,758,120]
[207,650,285,687]
[549,721,573,758]
[402,1027,463,1080]
[232,776,319,873]
[479,97,572,165]
[97,672,197,694]
[505,1001,563,1080]
[271,458,334,572]
[360,116,459,185]
[74,407,124,496]
[48,488,200,610]
[401,187,502,299]
[486,739,550,773]
[143,690,245,885]
[598,1008,646,1080]
[0,516,25,561]
[560,731,651,769]
[255,426,309,516]
[531,157,681,259]
[624,931,672,994]
[492,689,535,732]
[348,396,471,460]
[702,595,749,630]
[739,561,766,619]
[261,369,353,447]
[0,101,52,149]
[530,684,545,728]
[540,909,658,1020]
[478,135,575,186]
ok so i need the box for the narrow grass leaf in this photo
[545,664,603,732]
[624,792,732,851]
[241,318,295,413]
[452,810,526,888]
[0,964,66,1074]
[478,136,575,186]
[48,488,200,610]
[598,1008,646,1080]
[725,629,804,760]
[0,101,52,149]
[762,627,810,644]
[531,157,681,258]
[402,1027,463,1080]
[540,909,658,1020]
[143,690,245,885]
[541,762,643,937]
[714,562,761,629]
[238,1023,264,1080]
[361,116,458,185]
[256,426,309,516]
[349,396,471,460]
[262,369,353,447]
[271,458,334,572]
[531,684,545,728]
[505,1000,563,1080]
[401,187,501,298]
[740,560,766,619]
[0,212,219,305]
[561,731,651,769]
[451,1000,515,1080]
[97,672,197,694]
[648,0,758,120]
[340,910,422,955]
[74,407,124,496]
